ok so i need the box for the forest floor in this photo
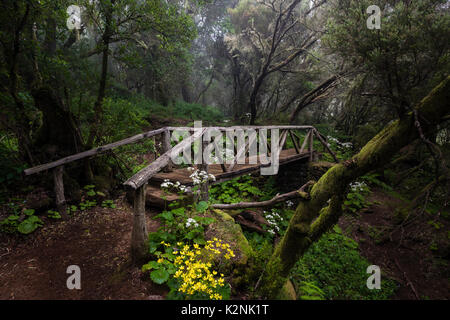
[339,188,449,300]
[0,189,448,300]
[0,195,165,300]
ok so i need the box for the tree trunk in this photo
[257,76,450,298]
[87,0,114,147]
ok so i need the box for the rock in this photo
[207,209,253,266]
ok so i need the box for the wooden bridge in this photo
[24,125,338,261]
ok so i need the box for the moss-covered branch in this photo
[257,76,450,298]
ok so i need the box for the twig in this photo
[394,258,420,300]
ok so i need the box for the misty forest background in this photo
[0,0,449,300]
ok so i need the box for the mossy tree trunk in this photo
[257,76,450,298]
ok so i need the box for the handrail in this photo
[24,126,316,176]
[124,128,206,189]
[24,127,167,175]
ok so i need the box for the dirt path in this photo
[0,197,163,300]
[339,189,450,300]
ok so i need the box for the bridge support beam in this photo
[131,184,149,264]
[53,166,68,219]
[199,140,209,202]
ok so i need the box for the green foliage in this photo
[142,242,178,285]
[173,101,223,122]
[1,207,43,235]
[0,215,21,234]
[324,0,449,118]
[47,210,61,220]
[210,175,263,204]
[145,98,224,123]
[102,97,151,144]
[0,134,27,202]
[79,200,97,211]
[261,208,293,239]
[17,215,43,234]
[344,172,393,215]
[196,201,209,213]
[343,181,371,214]
[291,226,397,300]
[150,206,215,248]
[101,200,116,209]
[297,281,326,300]
[362,173,393,191]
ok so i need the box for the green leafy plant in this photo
[151,206,215,247]
[79,200,97,211]
[67,205,78,215]
[101,200,116,208]
[17,215,43,234]
[0,207,43,235]
[298,281,326,300]
[0,215,20,234]
[47,210,61,219]
[343,181,371,214]
[210,175,263,204]
[142,243,177,285]
[361,172,393,191]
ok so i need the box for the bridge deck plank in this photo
[150,148,310,186]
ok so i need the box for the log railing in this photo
[23,125,337,262]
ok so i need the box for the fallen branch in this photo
[212,181,315,209]
[235,215,266,234]
[394,258,420,300]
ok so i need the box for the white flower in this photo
[349,181,366,192]
[286,200,294,208]
[185,218,199,228]
[189,168,216,185]
[342,142,353,148]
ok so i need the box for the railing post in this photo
[152,136,157,160]
[289,130,300,154]
[299,130,310,154]
[163,129,173,172]
[53,166,67,219]
[131,184,149,264]
[199,140,209,202]
[309,129,314,161]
